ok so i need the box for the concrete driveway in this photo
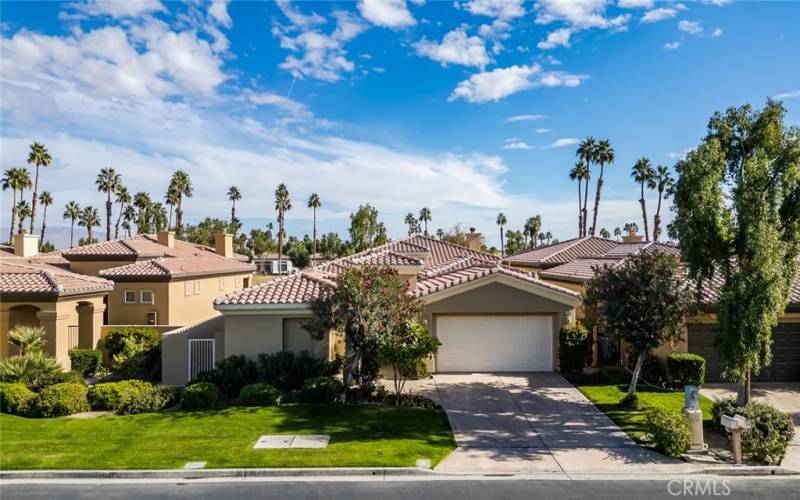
[419,373,698,474]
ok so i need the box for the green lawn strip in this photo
[578,384,713,441]
[0,404,455,470]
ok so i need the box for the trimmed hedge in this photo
[301,376,343,403]
[69,349,103,377]
[646,408,691,457]
[558,323,589,376]
[258,351,341,392]
[0,382,36,416]
[238,383,281,406]
[89,380,176,415]
[104,327,161,381]
[711,398,795,465]
[193,355,259,398]
[183,382,219,409]
[30,382,90,417]
[667,353,705,388]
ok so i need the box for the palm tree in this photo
[274,183,291,273]
[589,139,614,236]
[613,227,622,241]
[404,213,417,236]
[651,165,674,242]
[568,160,590,237]
[307,193,320,263]
[113,185,131,239]
[545,231,552,245]
[630,157,655,242]
[496,212,507,257]
[27,142,52,234]
[169,171,193,236]
[37,191,53,248]
[436,228,444,240]
[538,233,546,246]
[95,167,121,241]
[164,186,179,229]
[599,228,610,239]
[8,325,47,355]
[419,207,431,236]
[133,192,151,234]
[15,201,31,235]
[151,203,168,231]
[63,201,81,248]
[623,222,639,234]
[523,215,541,248]
[78,206,100,243]
[122,205,136,237]
[2,168,30,243]
[228,185,242,228]
[576,137,596,236]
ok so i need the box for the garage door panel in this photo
[436,315,552,372]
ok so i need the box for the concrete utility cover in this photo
[253,435,329,449]
[183,462,206,469]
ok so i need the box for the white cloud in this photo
[503,114,546,124]
[208,0,232,28]
[535,128,551,133]
[678,20,703,35]
[537,27,574,49]
[449,64,586,103]
[663,41,680,50]
[275,10,367,81]
[68,0,165,19]
[618,0,653,8]
[358,0,416,29]
[534,0,630,30]
[703,0,731,5]
[372,66,386,74]
[503,141,532,150]
[276,0,326,28]
[711,27,723,37]
[547,137,579,148]
[462,0,525,19]
[640,8,677,23]
[543,55,562,65]
[773,89,800,100]
[414,26,491,68]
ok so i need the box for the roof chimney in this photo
[465,227,481,252]
[622,230,644,244]
[14,233,38,258]
[215,233,233,258]
[157,230,175,248]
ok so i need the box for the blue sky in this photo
[1,0,798,246]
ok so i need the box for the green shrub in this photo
[301,376,343,403]
[621,392,642,410]
[182,382,219,409]
[104,327,161,381]
[31,382,90,417]
[559,323,589,375]
[710,398,741,432]
[238,383,281,406]
[646,408,691,457]
[69,349,103,377]
[744,402,796,465]
[627,353,668,388]
[89,380,172,414]
[154,384,180,409]
[0,382,36,416]
[258,351,341,392]
[667,353,706,388]
[571,366,630,386]
[193,355,259,398]
[0,352,65,390]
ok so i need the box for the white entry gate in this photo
[188,339,215,381]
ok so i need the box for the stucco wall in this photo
[167,273,251,326]
[224,315,284,361]
[161,315,224,386]
[283,318,328,358]
[107,281,170,325]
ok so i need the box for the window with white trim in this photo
[218,277,225,290]
[184,280,193,296]
[124,290,136,304]
[194,280,200,295]
[140,290,154,304]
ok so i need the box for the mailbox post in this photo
[683,385,705,450]
[720,414,750,465]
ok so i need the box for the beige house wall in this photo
[161,315,225,386]
[107,281,171,325]
[0,294,106,368]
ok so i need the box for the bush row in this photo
[711,398,795,465]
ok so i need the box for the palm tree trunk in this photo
[29,166,39,234]
[106,193,112,241]
[168,205,173,229]
[39,205,47,247]
[312,207,317,265]
[590,164,605,236]
[499,227,504,257]
[8,189,16,244]
[87,225,93,243]
[176,196,183,235]
[230,202,236,227]
[582,176,590,237]
[639,182,650,242]
[17,189,24,235]
[653,188,664,242]
[70,218,75,247]
[114,202,124,239]
[577,181,582,237]
[278,215,284,274]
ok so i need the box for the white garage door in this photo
[436,315,553,372]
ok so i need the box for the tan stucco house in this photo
[162,234,581,385]
[503,232,800,382]
[61,232,255,327]
[1,234,113,367]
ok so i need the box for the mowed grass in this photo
[578,385,714,441]
[0,404,455,470]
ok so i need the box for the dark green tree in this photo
[348,204,387,253]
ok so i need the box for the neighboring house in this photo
[253,252,294,275]
[163,234,581,385]
[62,232,255,327]
[0,234,113,367]
[504,232,800,382]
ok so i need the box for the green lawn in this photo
[0,404,455,470]
[578,384,714,441]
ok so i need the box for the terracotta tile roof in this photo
[100,255,255,280]
[0,258,113,297]
[540,258,622,283]
[0,246,70,268]
[216,235,578,307]
[503,237,618,266]
[62,234,249,261]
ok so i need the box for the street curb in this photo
[0,467,438,481]
[698,466,800,476]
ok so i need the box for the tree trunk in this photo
[582,176,590,237]
[499,227,504,257]
[29,167,39,234]
[168,205,173,229]
[8,189,16,244]
[70,219,75,248]
[341,344,360,403]
[106,194,112,241]
[176,196,183,235]
[590,164,605,236]
[653,188,664,242]
[312,207,317,265]
[628,352,645,395]
[114,202,124,240]
[278,215,284,274]
[737,370,752,406]
[39,205,47,247]
[87,226,93,243]
[639,182,650,242]
[577,181,583,237]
